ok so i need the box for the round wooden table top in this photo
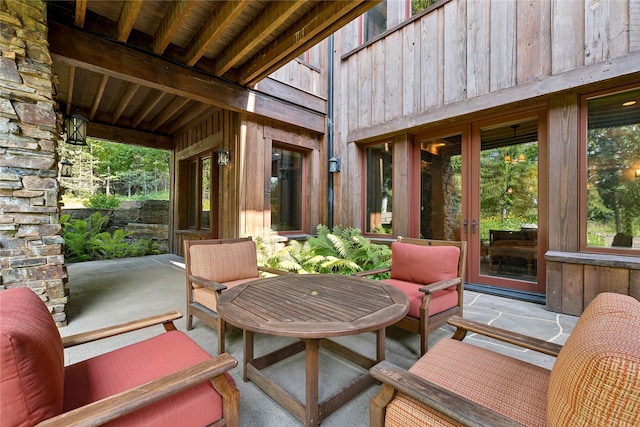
[217,274,409,339]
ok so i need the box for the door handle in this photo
[472,219,477,234]
[463,219,468,234]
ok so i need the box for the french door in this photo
[415,110,546,294]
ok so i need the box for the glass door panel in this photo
[417,134,462,240]
[479,119,539,284]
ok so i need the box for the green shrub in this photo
[84,194,121,209]
[61,212,159,262]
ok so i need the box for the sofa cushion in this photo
[385,338,550,427]
[64,330,232,426]
[389,242,460,285]
[383,279,458,318]
[190,240,259,284]
[0,287,65,427]
[547,292,640,426]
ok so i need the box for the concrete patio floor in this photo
[62,254,579,427]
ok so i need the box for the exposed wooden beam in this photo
[167,103,215,134]
[65,65,75,115]
[49,22,325,133]
[74,0,87,28]
[214,0,306,76]
[240,1,378,85]
[133,91,166,128]
[89,74,109,120]
[112,83,140,124]
[150,97,191,132]
[88,122,172,150]
[153,0,197,55]
[185,0,251,67]
[117,0,144,42]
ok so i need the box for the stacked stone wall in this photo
[0,0,68,326]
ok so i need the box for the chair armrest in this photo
[62,311,183,348]
[448,316,563,357]
[419,277,462,294]
[370,361,525,427]
[189,275,227,291]
[353,267,391,277]
[36,353,238,427]
[258,266,293,276]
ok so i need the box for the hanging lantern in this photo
[60,159,73,178]
[64,113,88,146]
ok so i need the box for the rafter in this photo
[150,97,191,132]
[214,0,306,76]
[111,83,140,124]
[133,92,166,128]
[153,0,197,55]
[49,22,325,133]
[65,65,75,115]
[240,1,379,86]
[117,0,144,42]
[90,75,109,120]
[167,102,215,134]
[74,0,87,28]
[185,0,251,67]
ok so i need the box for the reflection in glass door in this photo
[418,134,462,240]
[478,120,539,286]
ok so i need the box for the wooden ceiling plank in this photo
[240,1,377,85]
[90,74,109,121]
[214,0,307,76]
[153,0,197,55]
[185,0,251,67]
[49,22,325,133]
[65,65,75,115]
[112,83,140,124]
[167,102,214,134]
[74,0,87,28]
[117,0,145,42]
[133,91,167,128]
[150,97,192,132]
[88,122,172,150]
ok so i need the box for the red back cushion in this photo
[1,287,64,426]
[390,242,460,284]
[189,240,259,283]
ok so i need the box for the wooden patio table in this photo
[217,274,409,427]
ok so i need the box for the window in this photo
[271,147,304,232]
[365,142,393,235]
[412,0,441,16]
[363,0,387,43]
[582,86,640,252]
[185,152,214,231]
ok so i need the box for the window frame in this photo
[362,140,395,237]
[579,83,640,256]
[270,143,307,235]
[180,149,218,234]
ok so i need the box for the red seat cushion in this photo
[383,279,458,318]
[0,287,65,427]
[389,242,460,284]
[64,330,232,426]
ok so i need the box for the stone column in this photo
[0,0,68,326]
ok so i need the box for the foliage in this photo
[254,225,392,277]
[61,212,159,263]
[83,193,121,209]
[412,0,441,15]
[58,139,169,203]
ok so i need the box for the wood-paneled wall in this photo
[337,0,640,140]
[332,0,640,314]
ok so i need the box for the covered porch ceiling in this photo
[47,1,379,149]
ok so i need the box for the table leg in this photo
[243,330,254,382]
[305,338,319,427]
[376,327,386,362]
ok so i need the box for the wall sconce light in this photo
[217,148,230,166]
[64,113,88,146]
[60,159,73,178]
[328,156,341,173]
[636,169,640,178]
